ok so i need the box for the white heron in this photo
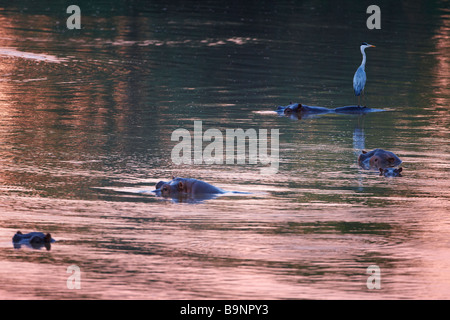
[353,42,375,106]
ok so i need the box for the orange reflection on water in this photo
[430,12,450,134]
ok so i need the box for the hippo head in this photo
[369,154,401,168]
[12,231,54,250]
[284,103,302,114]
[379,167,403,177]
[155,177,188,196]
[361,149,402,168]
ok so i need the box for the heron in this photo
[353,42,375,106]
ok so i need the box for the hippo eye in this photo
[162,186,169,192]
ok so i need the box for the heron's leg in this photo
[362,90,365,106]
[357,95,360,106]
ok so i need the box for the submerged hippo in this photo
[333,105,384,114]
[276,103,385,120]
[12,231,55,250]
[358,148,402,170]
[155,177,225,196]
[153,177,249,203]
[379,167,403,177]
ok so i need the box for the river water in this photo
[0,1,449,299]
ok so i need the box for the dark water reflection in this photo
[0,1,449,299]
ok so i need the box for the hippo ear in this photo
[155,181,165,189]
[16,231,22,235]
[362,150,367,154]
[398,167,403,172]
[45,233,51,241]
[177,181,185,192]
[379,168,384,175]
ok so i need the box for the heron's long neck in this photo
[360,47,367,70]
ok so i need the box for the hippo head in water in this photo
[276,103,333,121]
[379,167,403,177]
[12,231,55,250]
[155,179,179,197]
[155,177,225,197]
[283,103,301,114]
[358,148,402,169]
[275,102,301,115]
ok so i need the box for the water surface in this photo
[0,1,449,299]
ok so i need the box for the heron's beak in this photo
[370,45,376,47]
